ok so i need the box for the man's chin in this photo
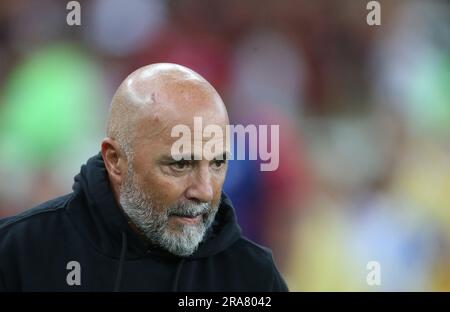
[160,224,206,257]
[167,219,207,237]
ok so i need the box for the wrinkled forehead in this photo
[135,106,229,143]
[132,113,231,162]
[131,83,229,149]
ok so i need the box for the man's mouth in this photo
[170,212,204,225]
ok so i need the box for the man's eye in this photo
[171,160,191,170]
[212,159,226,169]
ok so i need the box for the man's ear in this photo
[101,137,127,187]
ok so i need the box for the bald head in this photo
[106,63,228,157]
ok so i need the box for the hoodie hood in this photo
[69,153,242,260]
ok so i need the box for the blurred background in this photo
[0,0,449,291]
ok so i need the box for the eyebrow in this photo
[209,151,231,160]
[159,152,231,162]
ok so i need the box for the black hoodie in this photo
[0,154,288,291]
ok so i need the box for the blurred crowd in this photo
[0,0,449,291]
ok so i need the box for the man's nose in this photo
[185,168,214,203]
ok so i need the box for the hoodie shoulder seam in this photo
[0,193,74,232]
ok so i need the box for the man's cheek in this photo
[213,180,225,202]
[140,175,176,201]
[154,173,188,197]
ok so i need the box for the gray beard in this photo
[119,166,218,257]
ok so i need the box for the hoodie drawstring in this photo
[172,258,185,291]
[114,231,127,292]
[114,231,186,291]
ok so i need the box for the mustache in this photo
[167,201,211,218]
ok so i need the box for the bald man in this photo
[0,63,288,292]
